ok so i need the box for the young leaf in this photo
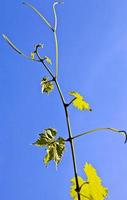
[33,128,65,166]
[69,92,92,111]
[31,52,35,60]
[33,128,56,147]
[45,56,52,65]
[41,77,54,94]
[70,163,108,200]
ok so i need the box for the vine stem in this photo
[55,79,81,200]
[35,47,81,200]
[52,5,81,195]
[4,3,127,199]
[5,2,81,198]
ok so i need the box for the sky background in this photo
[0,0,127,199]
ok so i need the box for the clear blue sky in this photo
[0,0,127,199]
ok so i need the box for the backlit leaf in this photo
[70,163,108,200]
[45,56,52,65]
[31,52,35,59]
[33,128,65,166]
[41,76,54,94]
[69,92,92,111]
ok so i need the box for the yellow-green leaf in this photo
[69,92,92,111]
[41,77,54,94]
[33,128,65,166]
[45,56,52,65]
[31,52,35,59]
[70,163,108,200]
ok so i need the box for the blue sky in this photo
[0,0,127,199]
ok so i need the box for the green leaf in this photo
[41,76,54,94]
[70,163,108,200]
[33,128,57,146]
[33,128,65,166]
[69,91,92,111]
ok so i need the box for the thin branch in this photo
[36,51,81,200]
[3,3,81,200]
[22,2,54,31]
[54,31,59,78]
[23,1,61,78]
[55,80,81,200]
[35,46,55,79]
[52,2,60,79]
[53,2,58,31]
[40,60,55,80]
[53,1,64,30]
[4,3,126,200]
[53,2,63,29]
[54,79,66,105]
[67,128,127,143]
[2,34,39,62]
[66,97,77,107]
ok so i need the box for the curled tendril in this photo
[53,1,64,30]
[119,130,127,143]
[23,2,53,31]
[2,34,40,62]
[66,128,127,144]
[34,43,43,54]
